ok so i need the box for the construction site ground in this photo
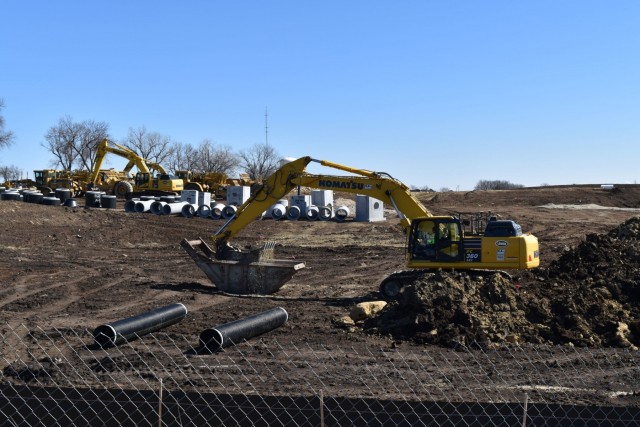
[1,185,640,407]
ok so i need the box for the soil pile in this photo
[367,217,640,348]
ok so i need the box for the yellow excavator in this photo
[89,139,183,197]
[182,156,539,298]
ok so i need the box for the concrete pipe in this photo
[140,195,157,201]
[286,205,301,220]
[270,203,287,220]
[162,201,189,215]
[318,206,334,221]
[134,200,155,213]
[221,204,237,219]
[199,307,288,353]
[335,205,350,222]
[305,205,320,221]
[63,199,78,208]
[211,203,226,220]
[197,204,212,218]
[150,200,167,215]
[124,199,138,212]
[93,303,188,348]
[181,203,198,218]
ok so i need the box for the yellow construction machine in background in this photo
[89,139,183,198]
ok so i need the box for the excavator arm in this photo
[90,139,152,185]
[212,156,430,254]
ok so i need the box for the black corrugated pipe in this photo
[93,303,187,348]
[199,307,288,352]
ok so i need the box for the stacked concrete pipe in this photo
[286,205,301,220]
[197,204,211,218]
[305,205,319,220]
[335,206,350,222]
[270,203,287,220]
[162,201,189,215]
[318,206,334,220]
[181,203,198,218]
[211,203,226,219]
[221,204,237,219]
[135,200,155,213]
[150,200,167,215]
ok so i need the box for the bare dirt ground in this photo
[1,185,640,406]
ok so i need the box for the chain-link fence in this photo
[0,322,638,426]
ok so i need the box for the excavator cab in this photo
[409,217,463,262]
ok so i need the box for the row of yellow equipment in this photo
[4,139,251,199]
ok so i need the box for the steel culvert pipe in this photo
[162,201,189,215]
[211,203,226,219]
[42,197,61,206]
[270,203,287,220]
[181,203,198,218]
[318,206,334,221]
[134,200,155,213]
[286,205,301,220]
[221,204,237,219]
[85,191,102,208]
[197,204,211,218]
[335,205,350,222]
[199,307,288,353]
[30,193,45,204]
[150,200,167,215]
[305,205,319,220]
[101,195,117,209]
[93,303,188,348]
[54,188,72,204]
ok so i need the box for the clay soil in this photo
[1,185,640,407]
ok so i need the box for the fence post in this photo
[521,393,528,427]
[320,389,324,427]
[158,378,163,427]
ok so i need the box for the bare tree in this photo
[195,140,239,175]
[43,116,83,170]
[238,143,281,181]
[0,99,15,150]
[75,120,110,171]
[167,142,199,172]
[123,126,175,167]
[42,117,110,171]
[0,165,22,183]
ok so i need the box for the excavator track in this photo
[379,269,512,301]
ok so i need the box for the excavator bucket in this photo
[181,238,305,295]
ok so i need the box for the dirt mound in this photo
[367,217,640,348]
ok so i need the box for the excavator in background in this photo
[182,156,540,299]
[89,139,183,198]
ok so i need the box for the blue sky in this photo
[1,1,639,190]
